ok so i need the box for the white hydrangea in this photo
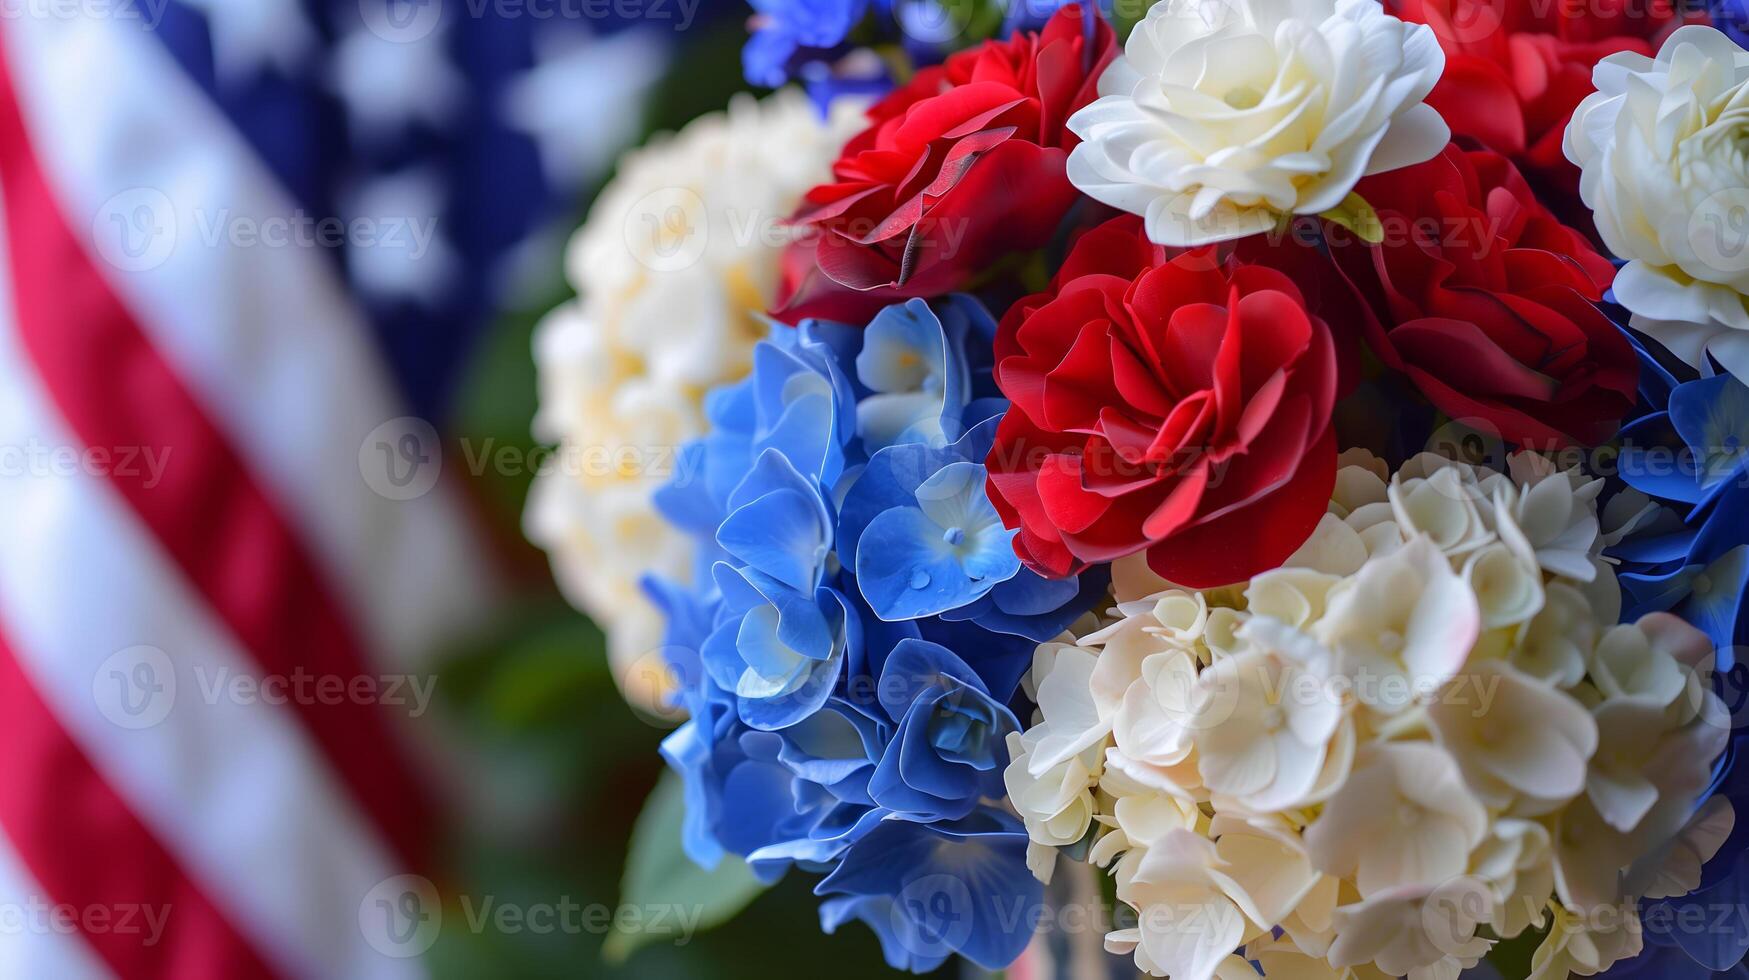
[1006,449,1733,980]
[526,90,861,704]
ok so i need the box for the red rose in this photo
[1389,0,1697,202]
[986,216,1340,588]
[1328,144,1637,447]
[774,5,1115,324]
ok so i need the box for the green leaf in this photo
[1319,192,1385,244]
[603,770,766,964]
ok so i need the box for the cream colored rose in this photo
[1067,0,1447,246]
[1565,26,1749,377]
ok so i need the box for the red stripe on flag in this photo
[0,34,434,874]
[0,623,282,979]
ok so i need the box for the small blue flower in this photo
[855,458,1020,620]
[1000,0,1079,34]
[1614,372,1749,651]
[852,296,1001,452]
[815,810,1043,971]
[1620,374,1749,509]
[866,639,1018,821]
[743,0,868,88]
[660,712,802,880]
[840,414,1100,640]
[1713,0,1749,49]
[798,56,895,116]
[698,449,856,730]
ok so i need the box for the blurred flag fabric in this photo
[0,2,674,977]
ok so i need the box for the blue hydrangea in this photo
[1613,360,1749,653]
[1713,0,1749,49]
[1602,329,1749,978]
[645,296,1102,972]
[743,0,872,89]
[744,0,1071,107]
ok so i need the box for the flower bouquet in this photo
[530,0,1749,976]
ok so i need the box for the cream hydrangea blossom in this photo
[1564,26,1749,378]
[1006,449,1733,980]
[1066,0,1448,246]
[526,91,861,702]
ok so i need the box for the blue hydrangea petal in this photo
[939,564,1111,647]
[660,719,726,869]
[735,605,814,700]
[859,391,947,449]
[700,617,754,693]
[1683,544,1749,649]
[1612,527,1702,566]
[1671,375,1749,497]
[819,895,951,974]
[878,638,986,719]
[857,506,994,621]
[742,25,801,89]
[1669,868,1749,970]
[929,687,1010,771]
[749,803,883,867]
[735,566,840,662]
[959,526,1022,584]
[913,460,990,531]
[989,570,1081,617]
[1697,487,1749,563]
[858,302,945,394]
[717,737,803,859]
[868,710,971,820]
[718,486,831,594]
[763,384,841,483]
[815,813,1042,971]
[778,703,884,798]
[1620,411,1710,505]
[739,638,843,731]
[838,439,962,568]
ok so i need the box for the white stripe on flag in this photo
[1,11,495,672]
[0,187,427,980]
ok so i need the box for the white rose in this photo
[1067,0,1447,246]
[1565,26,1749,377]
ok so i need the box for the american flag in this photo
[0,1,672,976]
